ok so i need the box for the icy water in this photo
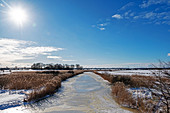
[1,72,132,113]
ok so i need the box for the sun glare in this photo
[8,7,28,26]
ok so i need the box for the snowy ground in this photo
[98,70,170,76]
[0,89,31,110]
[128,88,152,99]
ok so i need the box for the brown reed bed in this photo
[93,71,169,88]
[26,70,84,102]
[0,70,85,102]
[94,71,170,113]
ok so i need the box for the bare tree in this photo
[149,61,170,113]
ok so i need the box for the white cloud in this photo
[168,53,170,56]
[20,47,63,55]
[0,38,64,67]
[112,14,122,19]
[99,28,105,30]
[47,55,76,62]
[92,22,110,31]
[47,56,62,59]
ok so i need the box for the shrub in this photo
[112,82,136,108]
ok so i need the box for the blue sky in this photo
[0,0,169,67]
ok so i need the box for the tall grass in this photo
[112,82,136,107]
[25,70,84,102]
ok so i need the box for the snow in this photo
[98,70,170,76]
[0,90,30,110]
[0,70,11,75]
[0,69,49,75]
[128,88,152,99]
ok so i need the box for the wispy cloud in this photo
[119,2,134,11]
[112,14,122,19]
[93,1,169,31]
[115,1,170,26]
[140,0,170,8]
[144,12,157,19]
[0,38,64,66]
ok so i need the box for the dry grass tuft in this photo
[112,82,136,108]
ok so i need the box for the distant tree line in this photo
[31,63,83,70]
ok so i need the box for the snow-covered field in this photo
[0,69,51,75]
[98,70,170,76]
[0,70,11,75]
[0,90,31,110]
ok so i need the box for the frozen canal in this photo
[1,72,132,113]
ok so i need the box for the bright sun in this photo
[8,7,28,26]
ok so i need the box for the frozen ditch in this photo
[0,72,132,113]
